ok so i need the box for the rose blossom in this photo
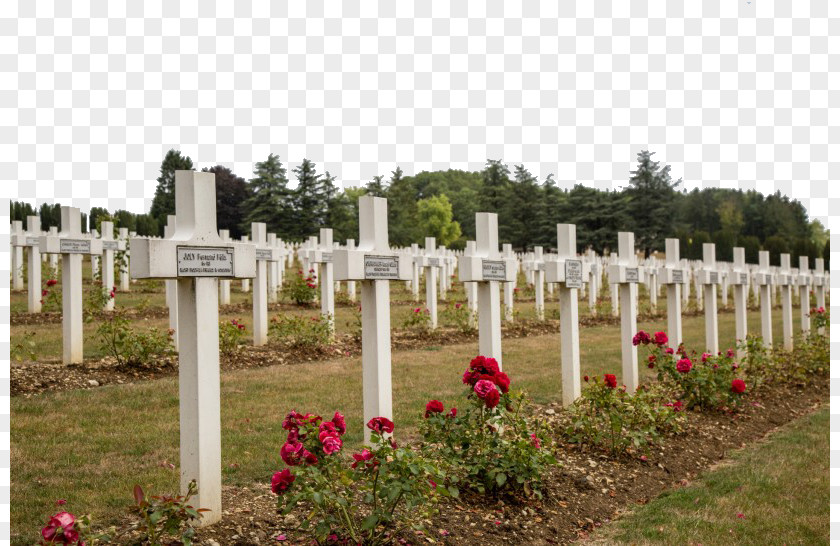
[367,417,394,434]
[530,433,541,449]
[494,372,511,393]
[653,331,668,346]
[271,469,295,495]
[447,407,457,418]
[483,387,501,408]
[731,378,746,394]
[632,331,651,346]
[676,358,693,373]
[665,347,674,355]
[351,448,377,469]
[280,441,305,466]
[473,379,496,398]
[603,374,617,389]
[41,511,79,544]
[425,399,444,417]
[726,348,735,358]
[321,434,342,455]
[332,411,346,435]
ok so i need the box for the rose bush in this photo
[401,307,432,333]
[273,410,447,544]
[269,314,332,348]
[219,318,247,356]
[420,356,556,497]
[285,269,318,306]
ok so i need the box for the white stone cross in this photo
[11,216,43,313]
[464,241,479,324]
[346,239,357,302]
[502,244,516,322]
[658,238,684,350]
[267,233,279,304]
[10,220,24,290]
[310,228,336,335]
[730,247,750,359]
[118,227,131,293]
[778,253,794,350]
[252,222,280,346]
[90,228,100,279]
[544,224,583,405]
[334,196,411,443]
[47,226,59,269]
[458,213,515,368]
[240,235,251,293]
[438,244,449,300]
[532,246,546,320]
[814,258,826,334]
[699,243,720,354]
[607,232,640,393]
[39,207,103,363]
[586,249,599,316]
[757,250,774,348]
[99,221,126,312]
[608,252,620,317]
[410,243,421,302]
[218,230,231,305]
[646,257,658,310]
[130,170,256,526]
[418,237,441,329]
[797,256,811,333]
[165,216,180,350]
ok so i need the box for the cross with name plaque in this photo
[130,170,256,526]
[730,247,749,359]
[118,227,131,292]
[797,256,811,333]
[699,243,721,354]
[756,251,773,348]
[10,220,24,290]
[334,196,411,443]
[544,224,584,405]
[418,237,442,329]
[778,253,794,350]
[12,216,43,313]
[310,228,336,335]
[502,244,516,322]
[252,222,279,346]
[39,207,103,363]
[658,239,683,349]
[99,221,125,311]
[458,213,516,368]
[607,232,640,393]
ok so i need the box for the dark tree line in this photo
[11,149,829,268]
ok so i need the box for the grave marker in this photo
[779,253,794,350]
[410,243,420,302]
[11,220,23,290]
[311,228,336,334]
[420,237,441,329]
[438,245,448,301]
[334,196,411,442]
[267,233,279,304]
[797,256,811,333]
[502,244,515,322]
[609,252,619,317]
[130,170,256,525]
[252,222,279,346]
[218,230,231,305]
[730,247,749,359]
[39,207,103,363]
[100,221,125,311]
[757,250,773,348]
[346,239,357,302]
[700,243,720,354]
[240,235,251,293]
[544,224,582,405]
[814,258,826,334]
[533,246,546,320]
[464,241,479,324]
[11,216,42,313]
[119,227,130,292]
[658,238,683,349]
[607,232,639,393]
[165,216,180,350]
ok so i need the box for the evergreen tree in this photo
[480,159,511,214]
[365,175,386,197]
[292,159,327,240]
[201,165,249,239]
[627,150,680,256]
[150,150,194,235]
[506,165,541,248]
[241,154,293,238]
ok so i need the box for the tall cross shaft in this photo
[779,253,794,350]
[732,247,749,359]
[701,243,719,354]
[661,239,683,350]
[758,251,773,348]
[797,256,811,333]
[555,224,581,406]
[474,213,503,366]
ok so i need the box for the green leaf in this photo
[447,486,459,498]
[496,473,507,487]
[361,513,379,531]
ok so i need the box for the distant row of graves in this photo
[10,171,829,525]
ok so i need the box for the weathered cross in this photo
[438,244,450,300]
[164,215,179,350]
[532,246,546,320]
[756,250,774,348]
[796,256,811,333]
[502,243,516,322]
[607,232,640,393]
[310,228,336,334]
[345,239,357,302]
[252,222,279,346]
[10,220,24,290]
[267,233,279,304]
[334,196,411,442]
[778,253,794,350]
[99,220,126,311]
[658,239,684,350]
[130,170,256,525]
[118,227,131,292]
[11,216,43,313]
[39,207,103,363]
[218,230,231,305]
[586,249,599,316]
[730,247,750,359]
[544,224,584,406]
[458,213,515,368]
[417,237,441,329]
[699,243,720,354]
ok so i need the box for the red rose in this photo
[321,434,342,455]
[483,388,500,408]
[603,374,617,388]
[46,279,58,287]
[470,355,500,376]
[473,379,496,398]
[665,348,674,355]
[726,348,735,358]
[318,422,337,439]
[632,331,651,346]
[447,407,457,418]
[304,451,318,465]
[676,358,693,373]
[731,379,746,394]
[280,441,305,466]
[653,331,668,346]
[331,411,346,435]
[271,468,295,495]
[367,417,394,434]
[351,448,377,470]
[425,399,444,418]
[583,375,589,382]
[530,433,541,449]
[42,289,48,297]
[701,352,710,362]
[41,511,78,545]
[494,372,511,393]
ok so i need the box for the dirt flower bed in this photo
[186,377,827,545]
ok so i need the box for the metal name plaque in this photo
[177,246,234,277]
[709,272,719,284]
[740,273,748,284]
[537,262,546,272]
[482,260,507,281]
[625,267,639,282]
[102,240,119,251]
[26,236,40,246]
[364,255,400,280]
[427,257,440,267]
[321,252,333,263]
[59,239,91,254]
[672,270,684,283]
[256,248,274,261]
[564,259,583,289]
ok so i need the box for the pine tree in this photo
[203,165,249,239]
[150,150,194,235]
[241,154,293,238]
[627,150,680,256]
[292,159,326,240]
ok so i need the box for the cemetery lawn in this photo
[11,309,791,543]
[591,406,829,545]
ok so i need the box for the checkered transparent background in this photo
[2,0,838,542]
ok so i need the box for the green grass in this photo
[592,406,829,545]
[11,304,794,543]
